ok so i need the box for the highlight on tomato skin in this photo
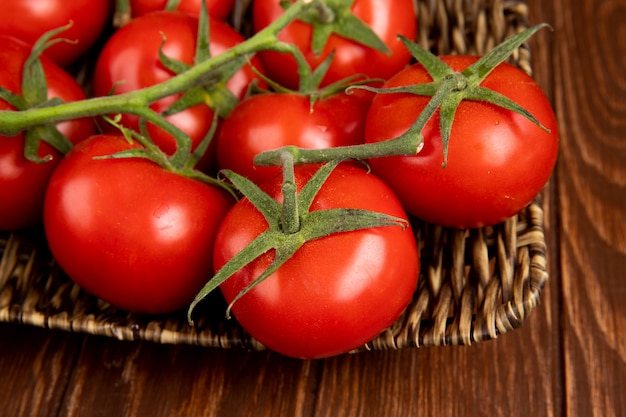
[364,56,559,229]
[213,163,420,359]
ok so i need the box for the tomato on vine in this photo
[43,134,234,314]
[364,50,559,228]
[216,85,374,184]
[93,10,265,173]
[252,0,417,89]
[189,160,419,359]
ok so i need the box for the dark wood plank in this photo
[0,324,84,417]
[55,336,320,417]
[1,313,559,417]
[309,302,558,417]
[527,1,567,416]
[1,320,558,417]
[543,0,626,416]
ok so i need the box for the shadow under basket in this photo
[0,0,548,352]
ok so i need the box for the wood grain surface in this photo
[536,1,626,417]
[1,0,625,416]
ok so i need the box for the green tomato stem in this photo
[280,152,300,234]
[113,0,132,27]
[252,78,462,166]
[165,0,182,11]
[311,0,335,25]
[253,132,421,167]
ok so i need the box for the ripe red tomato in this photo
[130,0,235,21]
[0,35,95,231]
[252,0,417,89]
[365,56,559,228]
[0,0,111,67]
[92,11,265,172]
[43,134,234,314]
[216,89,373,184]
[214,163,419,358]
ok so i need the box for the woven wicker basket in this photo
[0,0,547,351]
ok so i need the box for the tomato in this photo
[0,0,111,67]
[43,134,234,314]
[0,35,95,231]
[252,0,416,89]
[214,163,419,358]
[216,89,373,184]
[92,11,265,172]
[364,56,559,228]
[130,0,235,21]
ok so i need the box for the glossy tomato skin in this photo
[252,0,417,89]
[215,164,419,358]
[130,0,235,20]
[365,56,559,228]
[0,0,111,66]
[0,36,95,231]
[216,90,373,184]
[43,134,234,314]
[92,11,265,172]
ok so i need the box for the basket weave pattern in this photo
[0,0,546,351]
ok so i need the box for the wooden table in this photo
[1,0,624,415]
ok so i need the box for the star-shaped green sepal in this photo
[280,0,389,56]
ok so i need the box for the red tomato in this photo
[43,134,234,314]
[92,11,265,172]
[216,90,373,184]
[0,35,95,231]
[130,0,235,21]
[0,0,111,67]
[365,56,559,228]
[214,163,419,358]
[252,0,416,89]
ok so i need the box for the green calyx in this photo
[98,0,244,188]
[250,47,380,111]
[114,0,182,27]
[157,0,241,121]
[281,0,389,56]
[187,156,408,323]
[0,23,75,163]
[137,0,242,171]
[253,23,552,168]
[380,22,552,167]
[101,116,236,198]
[255,2,385,101]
